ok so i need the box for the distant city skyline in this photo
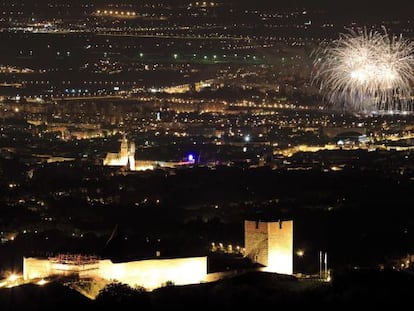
[2,0,413,15]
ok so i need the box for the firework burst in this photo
[313,27,414,113]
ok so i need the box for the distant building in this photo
[244,219,293,275]
[103,135,196,171]
[322,126,367,139]
[103,135,135,170]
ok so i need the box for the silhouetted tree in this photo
[95,282,150,308]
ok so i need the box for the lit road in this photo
[51,95,126,101]
[5,28,249,41]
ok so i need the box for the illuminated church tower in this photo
[244,219,293,275]
[119,135,129,161]
[128,141,136,171]
[103,134,136,170]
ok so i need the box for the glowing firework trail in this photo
[313,28,414,113]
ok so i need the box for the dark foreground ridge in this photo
[1,269,414,309]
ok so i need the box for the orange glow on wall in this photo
[245,220,293,275]
[24,256,207,291]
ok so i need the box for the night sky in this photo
[4,0,414,16]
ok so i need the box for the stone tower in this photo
[128,141,136,171]
[244,219,293,275]
[120,135,129,160]
[103,134,135,170]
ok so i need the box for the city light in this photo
[37,278,48,286]
[187,154,195,163]
[95,10,137,18]
[296,249,304,257]
[8,273,18,282]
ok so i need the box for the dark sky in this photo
[9,0,414,11]
[9,0,414,18]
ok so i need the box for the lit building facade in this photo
[103,135,135,170]
[244,219,293,275]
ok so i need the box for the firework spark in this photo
[313,28,414,113]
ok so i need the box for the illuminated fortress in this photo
[23,255,207,291]
[22,219,293,294]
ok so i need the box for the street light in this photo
[296,249,304,257]
[8,274,18,282]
